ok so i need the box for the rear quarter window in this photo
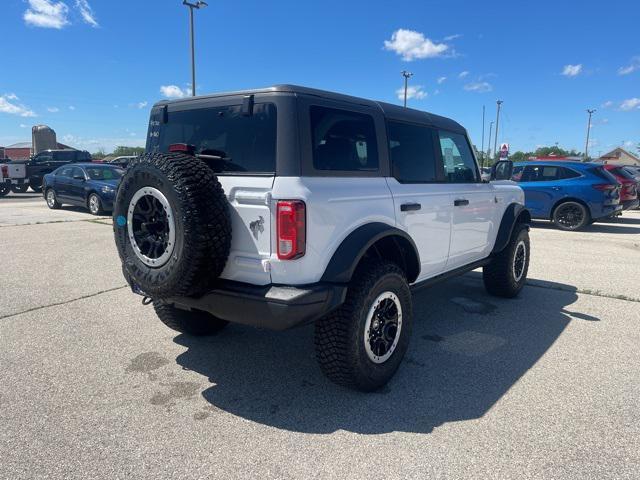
[310,106,379,172]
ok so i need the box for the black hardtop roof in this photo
[153,84,466,133]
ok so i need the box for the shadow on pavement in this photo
[531,220,639,234]
[173,274,589,434]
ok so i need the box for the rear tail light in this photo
[277,200,306,260]
[1,165,7,178]
[168,143,195,154]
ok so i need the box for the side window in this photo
[522,165,563,182]
[437,130,478,183]
[560,167,581,179]
[388,121,437,182]
[511,165,524,182]
[58,167,73,177]
[72,167,85,179]
[310,106,379,172]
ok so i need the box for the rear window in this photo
[147,103,277,174]
[310,106,379,172]
[610,166,635,180]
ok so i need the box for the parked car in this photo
[511,161,622,230]
[0,159,29,194]
[603,164,639,211]
[0,164,10,197]
[113,84,531,392]
[6,149,92,193]
[107,156,137,167]
[43,163,124,215]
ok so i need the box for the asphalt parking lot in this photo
[1,194,639,479]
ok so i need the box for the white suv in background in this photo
[113,85,531,391]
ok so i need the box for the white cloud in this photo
[383,29,449,61]
[47,106,59,113]
[619,98,640,111]
[20,124,29,128]
[437,76,447,84]
[463,81,492,93]
[137,101,148,109]
[75,0,98,27]
[68,105,75,110]
[561,64,582,76]
[458,71,469,78]
[160,85,189,99]
[396,85,427,101]
[24,0,69,29]
[443,34,462,41]
[59,133,145,153]
[601,100,613,108]
[624,140,634,147]
[0,94,37,117]
[618,57,640,75]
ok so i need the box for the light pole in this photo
[486,121,494,163]
[481,105,485,166]
[585,109,596,160]
[493,100,503,159]
[401,70,413,108]
[183,0,208,97]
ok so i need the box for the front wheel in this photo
[88,193,103,215]
[483,223,530,298]
[315,260,413,391]
[153,301,229,336]
[552,201,590,231]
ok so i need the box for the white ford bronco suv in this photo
[113,85,531,391]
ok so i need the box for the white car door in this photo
[436,129,497,269]
[385,121,452,280]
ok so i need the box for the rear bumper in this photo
[165,281,348,331]
[3,178,27,186]
[592,203,623,219]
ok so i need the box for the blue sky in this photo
[1,0,639,155]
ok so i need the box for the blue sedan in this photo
[43,163,124,215]
[511,161,623,230]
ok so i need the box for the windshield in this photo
[147,103,277,174]
[85,166,124,180]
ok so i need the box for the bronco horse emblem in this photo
[249,216,265,239]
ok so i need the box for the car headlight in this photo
[101,185,115,193]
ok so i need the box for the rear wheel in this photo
[88,193,103,215]
[154,301,229,336]
[0,184,9,198]
[315,260,413,391]
[45,189,61,209]
[10,184,29,194]
[552,201,590,231]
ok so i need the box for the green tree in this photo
[91,149,107,160]
[112,146,145,157]
[508,151,530,162]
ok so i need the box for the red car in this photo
[604,164,639,210]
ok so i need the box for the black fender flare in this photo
[320,222,420,283]
[491,203,531,254]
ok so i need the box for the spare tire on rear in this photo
[113,152,231,298]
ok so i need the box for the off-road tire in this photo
[483,223,530,298]
[314,260,413,392]
[10,184,29,194]
[552,201,590,231]
[113,152,232,298]
[45,188,61,209]
[154,301,229,336]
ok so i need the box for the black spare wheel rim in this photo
[364,291,403,364]
[555,203,584,229]
[127,187,175,267]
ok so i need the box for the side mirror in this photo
[490,160,514,181]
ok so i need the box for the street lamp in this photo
[493,100,503,159]
[183,0,208,97]
[401,71,413,108]
[585,109,596,160]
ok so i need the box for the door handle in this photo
[400,202,422,212]
[454,199,469,206]
[552,186,562,191]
